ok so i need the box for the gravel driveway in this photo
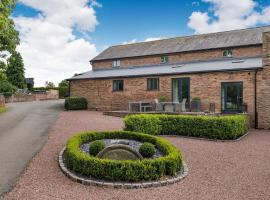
[4,111,270,200]
[0,100,63,197]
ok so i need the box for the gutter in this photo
[255,69,258,129]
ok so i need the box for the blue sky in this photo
[11,0,270,86]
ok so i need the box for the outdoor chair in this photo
[174,98,187,113]
[164,104,174,112]
[154,99,163,112]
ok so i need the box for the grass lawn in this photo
[0,107,7,113]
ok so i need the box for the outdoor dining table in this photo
[128,101,152,112]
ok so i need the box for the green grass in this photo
[0,107,7,113]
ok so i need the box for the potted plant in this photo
[159,96,166,102]
[191,97,201,112]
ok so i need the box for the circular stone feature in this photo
[97,144,143,160]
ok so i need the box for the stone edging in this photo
[161,131,249,142]
[58,147,188,189]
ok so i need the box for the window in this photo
[113,80,124,91]
[112,60,121,67]
[223,50,233,57]
[160,55,169,63]
[147,78,159,90]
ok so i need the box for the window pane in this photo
[113,80,123,91]
[147,78,159,90]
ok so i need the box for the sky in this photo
[12,0,270,86]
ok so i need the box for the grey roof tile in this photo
[91,26,270,61]
[69,57,262,80]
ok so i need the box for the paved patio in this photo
[5,111,270,200]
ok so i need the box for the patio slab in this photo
[4,111,270,200]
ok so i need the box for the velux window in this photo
[113,80,124,91]
[112,60,121,67]
[223,50,233,57]
[160,55,169,63]
[147,78,159,90]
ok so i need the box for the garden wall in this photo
[5,89,59,103]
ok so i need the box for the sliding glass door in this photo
[172,78,190,104]
[221,82,243,113]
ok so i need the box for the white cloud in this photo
[14,0,100,86]
[122,37,162,44]
[188,0,270,34]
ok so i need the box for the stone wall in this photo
[92,46,262,70]
[70,71,256,126]
[257,32,270,129]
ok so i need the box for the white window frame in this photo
[223,50,233,57]
[112,59,121,67]
[160,55,169,64]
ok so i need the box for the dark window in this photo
[160,55,169,63]
[223,50,233,57]
[221,82,243,113]
[147,78,159,90]
[172,78,190,104]
[113,80,123,91]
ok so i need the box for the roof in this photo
[91,26,270,61]
[69,57,262,80]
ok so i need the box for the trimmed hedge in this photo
[65,96,87,110]
[124,114,248,140]
[89,140,105,156]
[64,131,183,182]
[139,142,156,158]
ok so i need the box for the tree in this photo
[6,52,26,89]
[0,80,16,98]
[58,80,68,88]
[58,80,69,98]
[0,0,19,54]
[45,81,55,88]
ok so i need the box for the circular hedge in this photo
[139,142,156,158]
[63,131,183,182]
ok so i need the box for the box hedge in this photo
[64,131,183,182]
[124,114,248,140]
[64,96,87,110]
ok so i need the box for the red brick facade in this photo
[70,32,270,129]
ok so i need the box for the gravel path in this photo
[4,111,270,200]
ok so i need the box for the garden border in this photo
[161,131,250,142]
[59,147,188,189]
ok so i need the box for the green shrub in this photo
[139,142,155,158]
[124,114,248,140]
[64,131,182,182]
[89,140,105,156]
[65,96,87,110]
[124,114,161,135]
[0,107,7,113]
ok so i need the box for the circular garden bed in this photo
[59,131,188,188]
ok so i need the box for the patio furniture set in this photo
[128,98,188,113]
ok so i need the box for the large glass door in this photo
[221,82,243,113]
[172,78,190,104]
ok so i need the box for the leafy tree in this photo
[6,52,26,89]
[58,80,68,88]
[0,80,16,98]
[45,81,55,88]
[58,80,69,98]
[0,0,19,53]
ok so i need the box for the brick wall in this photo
[257,32,270,129]
[70,71,256,126]
[92,46,262,70]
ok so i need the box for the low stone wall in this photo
[6,89,59,103]
[0,94,5,107]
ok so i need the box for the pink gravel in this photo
[5,111,270,200]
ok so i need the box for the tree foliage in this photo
[0,0,19,53]
[6,52,26,89]
[0,79,16,97]
[45,81,55,88]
